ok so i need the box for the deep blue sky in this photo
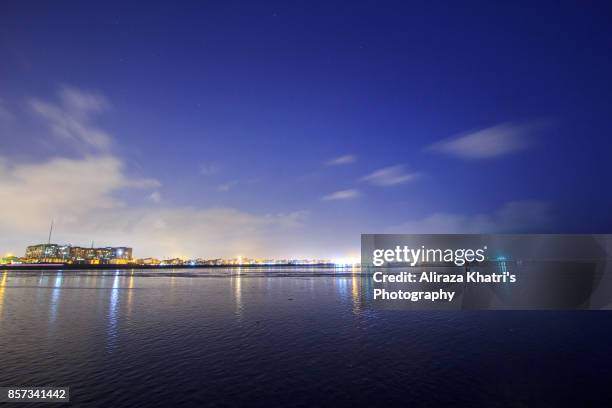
[1,1,611,258]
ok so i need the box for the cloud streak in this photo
[29,86,113,151]
[322,189,360,201]
[388,201,553,233]
[360,165,419,186]
[426,122,539,159]
[326,154,357,166]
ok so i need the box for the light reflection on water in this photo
[0,267,610,407]
[126,271,134,317]
[49,272,63,323]
[0,270,7,316]
[232,267,243,319]
[107,271,121,350]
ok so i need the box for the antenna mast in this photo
[48,219,54,245]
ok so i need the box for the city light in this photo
[4,242,338,267]
[332,256,360,266]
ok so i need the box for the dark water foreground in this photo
[0,268,611,407]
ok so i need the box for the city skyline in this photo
[3,241,338,266]
[1,221,339,264]
[1,223,350,262]
[2,2,612,260]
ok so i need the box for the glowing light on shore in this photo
[332,256,360,265]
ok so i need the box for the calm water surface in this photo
[0,268,611,407]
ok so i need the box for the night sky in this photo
[1,1,611,259]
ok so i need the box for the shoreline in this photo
[0,263,342,271]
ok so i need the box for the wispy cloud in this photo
[322,189,360,201]
[147,191,162,203]
[426,122,540,159]
[217,181,238,192]
[200,163,219,176]
[360,165,419,186]
[0,155,159,229]
[326,154,357,166]
[29,86,112,151]
[0,99,13,122]
[388,200,553,233]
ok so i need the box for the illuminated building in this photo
[25,244,70,262]
[25,243,133,264]
[161,258,184,266]
[137,258,161,265]
[0,255,21,265]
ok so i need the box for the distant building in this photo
[69,246,94,261]
[162,258,184,266]
[137,258,160,265]
[0,255,22,265]
[25,244,70,261]
[70,246,132,262]
[25,243,133,264]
